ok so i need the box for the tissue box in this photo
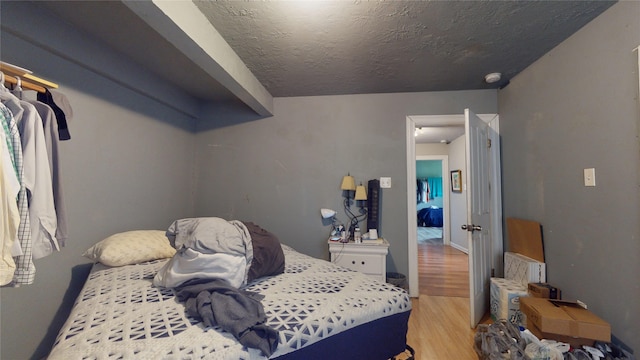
[504,252,546,287]
[528,283,561,300]
[490,277,529,326]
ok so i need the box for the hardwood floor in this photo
[394,242,489,359]
[402,295,480,359]
[419,243,469,298]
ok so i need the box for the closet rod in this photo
[0,62,58,94]
[3,74,47,93]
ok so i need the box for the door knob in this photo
[461,224,482,232]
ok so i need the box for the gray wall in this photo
[448,135,468,251]
[194,92,497,276]
[498,1,640,351]
[0,30,196,360]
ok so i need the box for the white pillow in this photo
[83,230,176,267]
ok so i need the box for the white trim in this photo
[450,241,468,254]
[406,117,419,297]
[635,46,639,103]
[488,115,504,277]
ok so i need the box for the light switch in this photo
[584,168,596,187]
[380,177,391,188]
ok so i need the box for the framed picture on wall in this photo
[450,170,462,192]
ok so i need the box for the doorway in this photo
[405,114,503,301]
[415,156,470,298]
[415,157,449,247]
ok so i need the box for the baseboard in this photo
[450,242,468,254]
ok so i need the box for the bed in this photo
[417,206,443,227]
[48,220,412,360]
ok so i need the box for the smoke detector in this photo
[484,72,502,84]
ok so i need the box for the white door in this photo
[464,109,493,327]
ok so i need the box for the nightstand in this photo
[328,238,389,282]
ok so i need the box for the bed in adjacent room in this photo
[47,218,412,360]
[417,206,443,228]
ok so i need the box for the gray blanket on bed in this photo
[175,278,279,357]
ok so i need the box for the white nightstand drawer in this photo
[328,238,389,283]
[335,253,381,275]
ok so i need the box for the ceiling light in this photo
[484,72,502,84]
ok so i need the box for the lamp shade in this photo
[321,208,336,219]
[340,175,356,190]
[354,185,367,200]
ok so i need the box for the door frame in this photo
[415,156,450,246]
[406,114,503,298]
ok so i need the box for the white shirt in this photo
[30,101,68,247]
[0,97,35,284]
[18,100,58,259]
[1,127,20,285]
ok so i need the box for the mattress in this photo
[48,245,412,359]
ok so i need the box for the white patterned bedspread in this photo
[48,245,411,359]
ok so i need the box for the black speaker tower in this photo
[367,179,381,232]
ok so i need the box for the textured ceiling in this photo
[193,1,614,97]
[32,0,615,142]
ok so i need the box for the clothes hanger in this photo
[14,76,23,99]
[0,71,7,92]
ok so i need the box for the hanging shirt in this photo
[18,99,58,260]
[0,95,23,175]
[30,101,68,246]
[427,177,442,200]
[0,126,20,285]
[1,105,18,179]
[37,89,70,141]
[0,106,22,255]
[0,96,35,284]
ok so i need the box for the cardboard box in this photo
[528,283,561,300]
[504,252,546,288]
[526,322,598,348]
[506,218,545,262]
[520,297,610,347]
[490,277,528,326]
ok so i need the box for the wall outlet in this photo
[380,177,391,188]
[584,168,596,186]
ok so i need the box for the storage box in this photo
[490,277,528,326]
[520,297,610,347]
[504,252,546,288]
[528,283,561,300]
